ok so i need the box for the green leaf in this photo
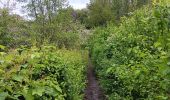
[5,86,13,93]
[167,62,170,66]
[106,67,113,74]
[22,87,34,100]
[31,54,35,59]
[53,85,62,93]
[134,70,140,76]
[0,60,4,64]
[0,92,8,100]
[12,75,24,82]
[32,87,45,96]
[156,96,168,100]
[0,45,5,50]
[45,87,58,97]
[0,52,6,56]
[0,69,5,74]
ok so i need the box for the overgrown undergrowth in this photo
[0,45,88,100]
[89,3,170,100]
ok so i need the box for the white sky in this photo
[0,0,90,18]
[69,0,90,9]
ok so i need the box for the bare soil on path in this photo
[84,58,106,100]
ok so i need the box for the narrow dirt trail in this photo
[84,58,106,100]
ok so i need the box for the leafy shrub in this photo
[89,3,170,100]
[0,45,87,100]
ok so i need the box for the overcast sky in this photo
[69,0,90,9]
[0,0,90,9]
[0,0,90,18]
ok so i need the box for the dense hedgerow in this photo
[89,2,170,100]
[0,45,88,100]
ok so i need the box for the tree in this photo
[16,0,70,45]
[0,8,30,47]
[87,0,151,27]
[16,0,82,49]
[75,9,88,25]
[0,9,10,45]
[87,0,113,27]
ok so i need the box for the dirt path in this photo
[84,58,106,100]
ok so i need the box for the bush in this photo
[0,45,87,100]
[89,3,170,99]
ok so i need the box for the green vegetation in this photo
[89,1,170,99]
[0,0,170,99]
[85,0,151,28]
[0,45,87,99]
[0,0,88,99]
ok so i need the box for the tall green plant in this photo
[89,2,170,99]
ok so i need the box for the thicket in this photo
[1,0,170,99]
[0,45,88,100]
[89,1,170,99]
[79,0,151,28]
[0,1,89,100]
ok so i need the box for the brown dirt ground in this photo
[84,59,106,100]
